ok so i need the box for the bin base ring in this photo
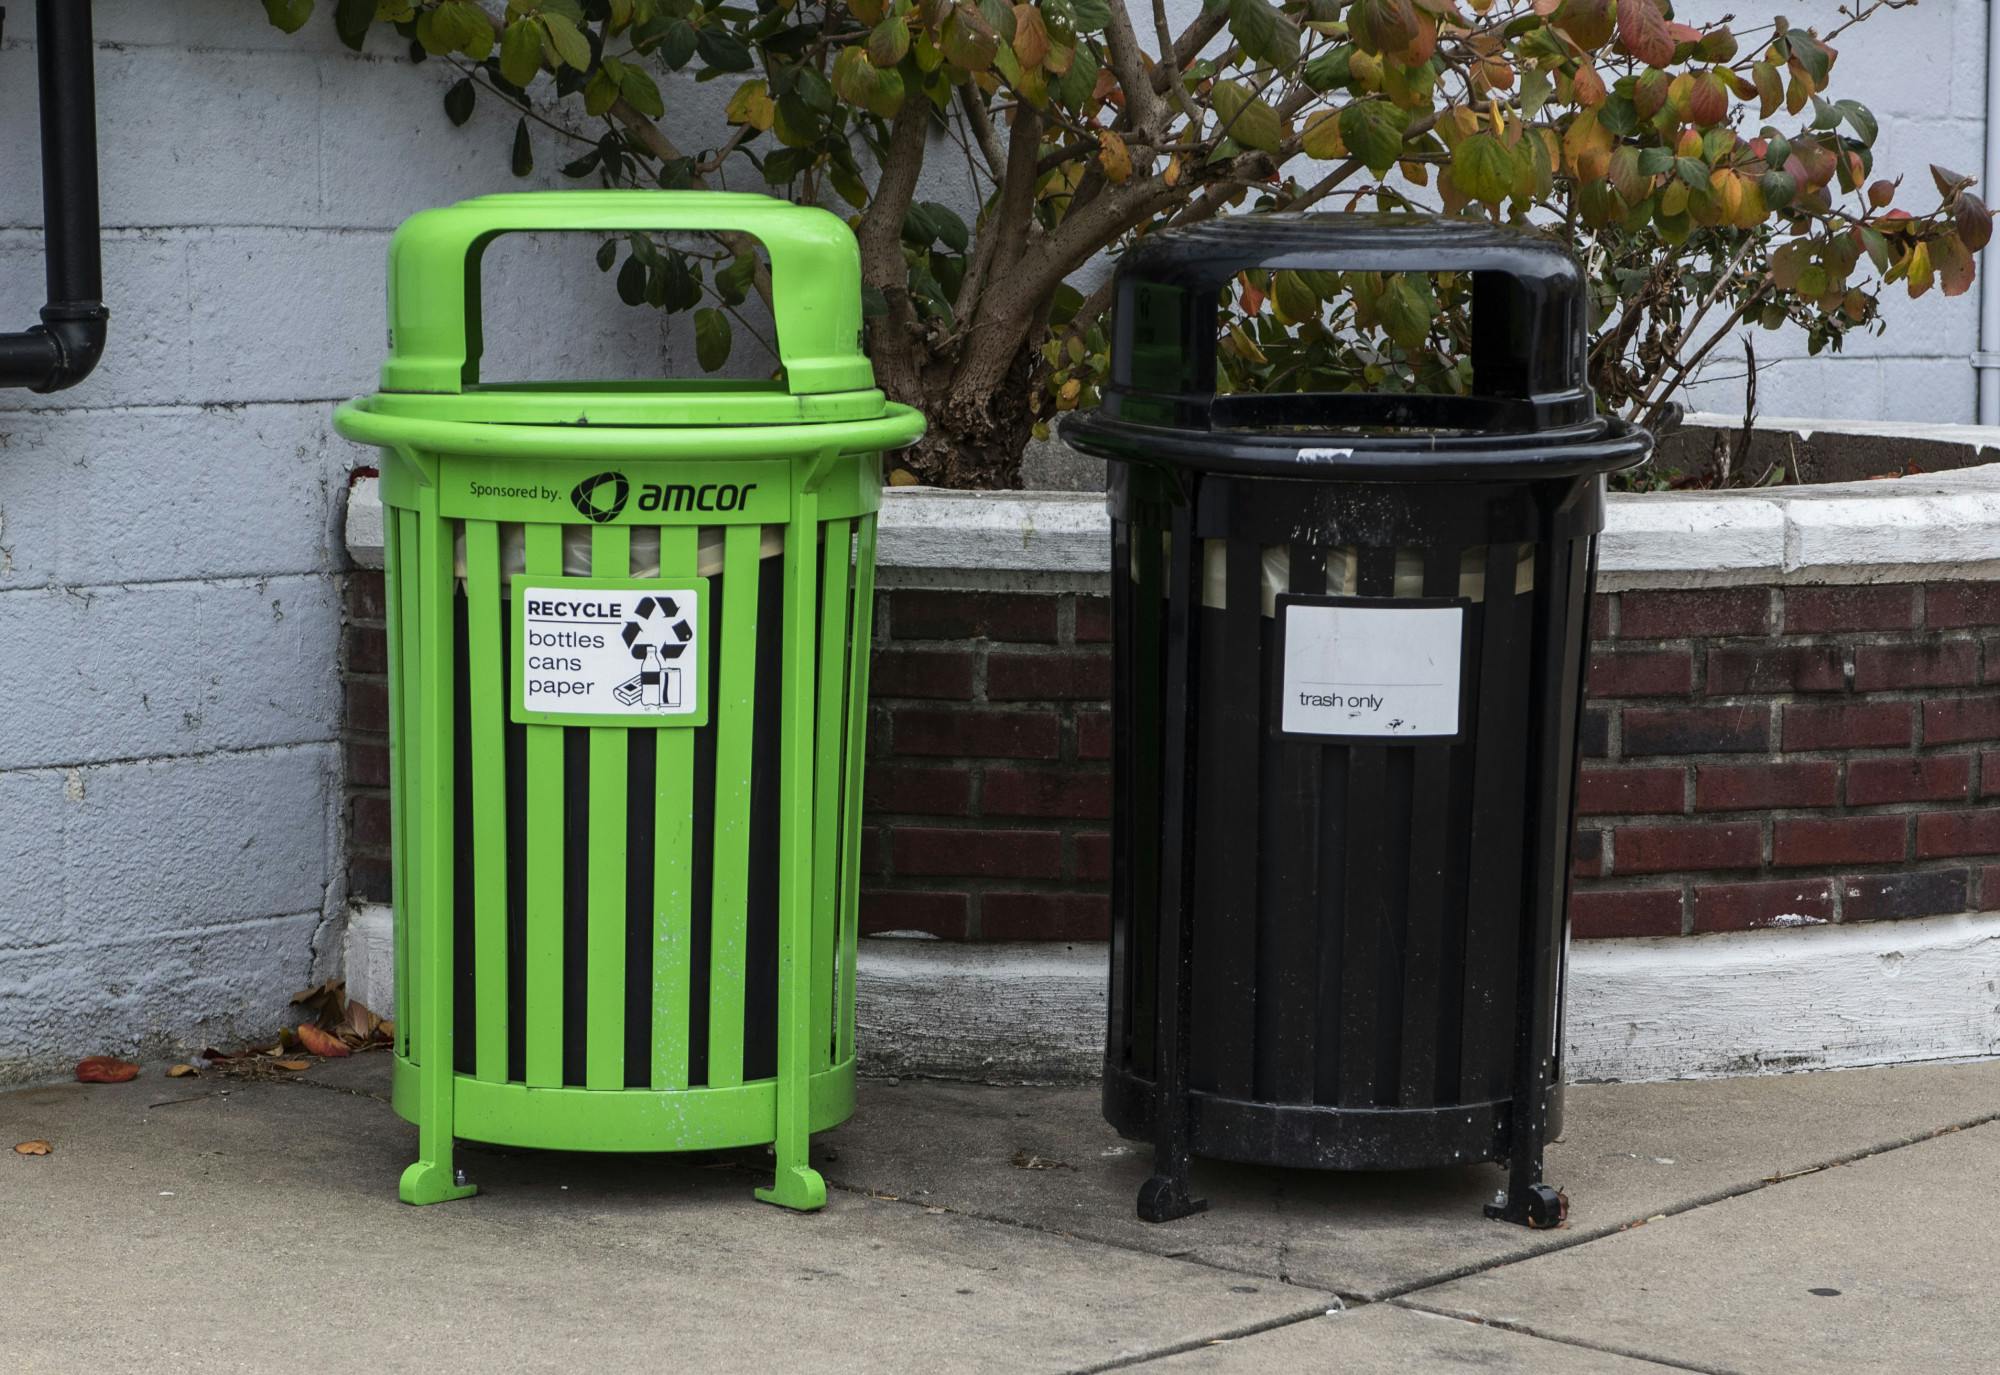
[1102,1061,1563,1173]
[392,1055,857,1154]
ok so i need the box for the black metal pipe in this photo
[1,0,108,392]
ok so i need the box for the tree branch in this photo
[958,84,1005,182]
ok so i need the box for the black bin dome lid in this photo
[1063,213,1650,481]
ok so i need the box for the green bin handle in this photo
[380,190,873,397]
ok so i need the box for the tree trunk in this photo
[880,337,1046,489]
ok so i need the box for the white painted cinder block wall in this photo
[0,0,1987,1079]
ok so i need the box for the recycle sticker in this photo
[510,575,709,728]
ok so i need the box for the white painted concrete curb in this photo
[342,903,2000,1083]
[342,417,2000,590]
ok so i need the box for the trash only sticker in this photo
[511,576,709,727]
[1277,596,1466,740]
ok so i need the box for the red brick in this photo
[1842,869,1969,922]
[1587,648,1693,698]
[1988,636,2000,686]
[1569,887,1683,938]
[890,589,1058,643]
[865,764,974,817]
[346,570,386,622]
[1074,831,1111,882]
[348,680,388,733]
[1572,827,1605,878]
[1077,710,1112,760]
[1693,878,1836,933]
[1924,697,2000,746]
[1622,705,1770,756]
[1611,822,1762,874]
[871,648,976,700]
[982,766,1111,819]
[1772,815,1907,868]
[1580,707,1612,758]
[1783,584,1920,634]
[1783,701,1914,751]
[1853,641,1979,692]
[348,856,392,904]
[1915,810,2000,859]
[1590,593,1614,639]
[1694,761,1840,812]
[891,827,1063,880]
[1985,752,2000,798]
[345,623,387,675]
[1980,865,2000,908]
[860,890,970,939]
[1704,646,1846,695]
[892,708,1061,759]
[980,892,1110,941]
[347,739,390,790]
[350,794,391,847]
[1075,595,1112,644]
[1577,766,1685,816]
[1846,755,1974,807]
[1619,587,1770,639]
[987,650,1113,702]
[1926,583,2000,628]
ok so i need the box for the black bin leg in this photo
[1138,499,1207,1224]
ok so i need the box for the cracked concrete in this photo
[3,1056,1995,1372]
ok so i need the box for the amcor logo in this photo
[570,470,631,524]
[637,482,760,513]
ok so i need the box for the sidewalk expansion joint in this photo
[1061,1303,1346,1374]
[1383,1304,1733,1374]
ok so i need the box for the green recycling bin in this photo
[334,191,923,1209]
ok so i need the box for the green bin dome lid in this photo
[363,190,890,428]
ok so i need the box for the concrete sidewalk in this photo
[3,1058,1995,1373]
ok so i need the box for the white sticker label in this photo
[1280,601,1464,738]
[519,584,700,719]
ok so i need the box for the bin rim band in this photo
[1059,411,1651,481]
[333,394,926,460]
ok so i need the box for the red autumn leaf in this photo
[1616,0,1675,69]
[296,1023,352,1058]
[75,1056,140,1084]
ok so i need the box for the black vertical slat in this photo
[1256,541,1323,1104]
[1189,534,1261,1099]
[1107,518,1135,1074]
[1332,545,1397,1108]
[451,586,475,1077]
[623,729,656,1087]
[503,695,528,1084]
[742,550,786,1082]
[560,727,590,1086]
[1460,542,1532,1102]
[1129,520,1165,1078]
[1398,543,1460,1106]
[1435,550,1485,1105]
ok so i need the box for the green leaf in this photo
[1450,131,1517,204]
[1338,99,1412,176]
[1229,0,1298,69]
[694,308,732,372]
[1376,274,1433,350]
[661,20,698,69]
[510,116,533,176]
[717,254,758,305]
[1211,81,1284,155]
[619,65,665,117]
[1636,146,1674,176]
[697,28,755,72]
[262,0,314,34]
[443,76,476,126]
[596,239,619,273]
[333,0,374,50]
[921,201,969,252]
[500,20,543,87]
[794,64,835,113]
[869,15,911,68]
[616,254,647,306]
[540,14,592,70]
[1302,46,1352,94]
[1068,0,1112,31]
[1836,99,1879,148]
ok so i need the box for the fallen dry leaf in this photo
[1009,1149,1073,1172]
[296,1024,351,1059]
[165,1064,199,1078]
[13,1140,52,1156]
[272,1059,312,1072]
[75,1056,140,1084]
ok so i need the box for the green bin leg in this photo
[401,501,477,1207]
[756,475,828,1213]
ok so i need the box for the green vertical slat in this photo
[413,503,457,1170]
[382,510,411,1059]
[523,522,565,1087]
[652,526,700,1091]
[809,520,852,1072]
[707,523,763,1088]
[397,508,429,1061]
[835,515,879,1063]
[463,520,509,1082]
[586,524,631,1090]
[769,492,819,1187]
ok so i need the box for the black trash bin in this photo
[1061,215,1651,1226]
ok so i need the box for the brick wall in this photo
[344,575,2000,943]
[1574,583,2000,937]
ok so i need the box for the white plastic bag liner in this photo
[455,522,787,585]
[1140,535,1535,613]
